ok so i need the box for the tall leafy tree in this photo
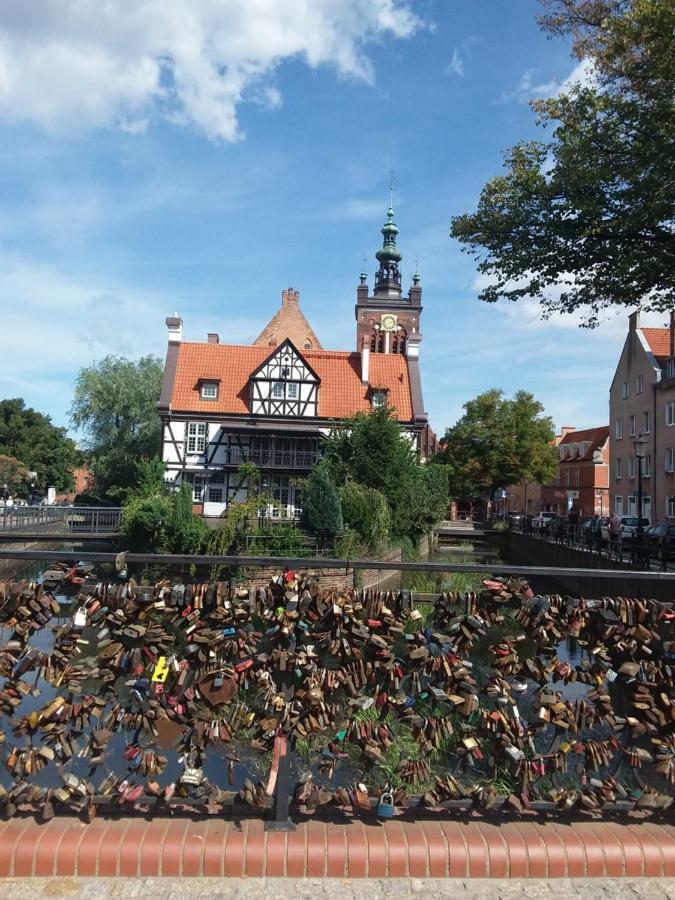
[70,355,163,500]
[0,399,78,494]
[451,0,674,324]
[437,390,557,499]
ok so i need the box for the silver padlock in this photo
[377,791,395,818]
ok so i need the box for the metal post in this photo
[637,454,644,567]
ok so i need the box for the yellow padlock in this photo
[152,656,170,683]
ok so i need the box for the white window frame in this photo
[371,390,387,409]
[615,418,623,439]
[643,496,652,523]
[271,382,284,399]
[667,497,675,518]
[628,415,636,437]
[667,402,675,426]
[192,475,205,503]
[668,359,675,379]
[643,410,651,433]
[615,496,623,515]
[628,495,636,516]
[286,383,298,400]
[186,422,208,454]
[622,381,629,399]
[636,374,644,394]
[615,457,622,479]
[667,448,675,473]
[200,382,218,400]
[644,453,652,477]
[628,457,635,478]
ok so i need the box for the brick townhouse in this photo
[609,311,675,523]
[540,426,610,517]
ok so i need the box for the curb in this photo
[1,818,675,878]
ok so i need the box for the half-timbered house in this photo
[158,207,434,519]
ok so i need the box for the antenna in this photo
[389,170,395,208]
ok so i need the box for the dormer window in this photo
[200,381,219,400]
[370,388,388,409]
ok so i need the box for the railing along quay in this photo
[509,519,671,569]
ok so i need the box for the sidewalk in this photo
[1,876,675,899]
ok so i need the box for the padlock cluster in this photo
[0,573,674,821]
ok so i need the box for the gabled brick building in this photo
[158,207,434,519]
[609,312,675,524]
[541,426,610,517]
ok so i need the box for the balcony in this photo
[226,447,320,470]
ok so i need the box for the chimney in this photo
[361,336,370,384]
[629,310,640,332]
[406,333,422,359]
[207,333,220,344]
[282,287,299,306]
[165,314,183,343]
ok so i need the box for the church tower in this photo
[355,205,422,359]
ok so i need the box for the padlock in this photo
[151,656,170,683]
[377,791,395,819]
[73,606,87,628]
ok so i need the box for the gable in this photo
[250,339,319,384]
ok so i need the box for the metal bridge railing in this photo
[0,506,123,534]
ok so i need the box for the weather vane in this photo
[389,170,395,208]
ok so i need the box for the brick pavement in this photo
[1,818,675,879]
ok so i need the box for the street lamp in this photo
[633,434,647,565]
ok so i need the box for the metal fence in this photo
[0,505,122,534]
[509,518,668,569]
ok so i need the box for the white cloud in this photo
[445,49,464,77]
[0,0,421,141]
[0,254,262,426]
[501,57,596,103]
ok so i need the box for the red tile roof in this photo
[559,425,609,461]
[170,342,414,421]
[641,327,672,364]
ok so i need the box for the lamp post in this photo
[633,435,647,566]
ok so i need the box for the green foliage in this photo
[300,462,343,544]
[0,398,78,494]
[122,493,172,553]
[324,407,447,543]
[437,389,556,498]
[0,455,31,494]
[134,458,167,498]
[338,480,391,552]
[70,355,163,499]
[451,0,675,323]
[246,522,309,557]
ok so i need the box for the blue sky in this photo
[0,0,660,438]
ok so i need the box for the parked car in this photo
[646,524,675,557]
[532,512,559,530]
[600,516,650,542]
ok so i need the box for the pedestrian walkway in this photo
[1,876,675,899]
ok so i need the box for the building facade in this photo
[609,312,675,524]
[540,426,610,517]
[158,208,433,519]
